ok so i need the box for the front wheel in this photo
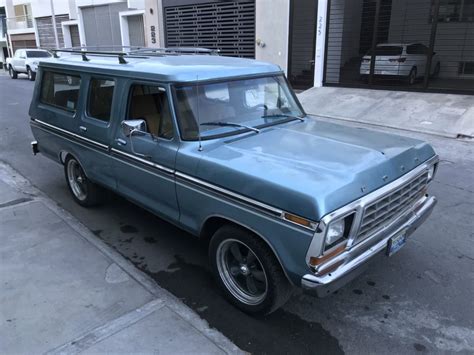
[209,225,293,315]
[64,156,103,207]
[9,66,18,79]
[27,67,36,81]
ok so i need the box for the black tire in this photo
[27,67,36,81]
[9,66,18,79]
[209,224,293,315]
[64,156,103,207]
[407,67,417,85]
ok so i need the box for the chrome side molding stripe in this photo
[175,171,283,217]
[110,148,175,175]
[34,119,108,150]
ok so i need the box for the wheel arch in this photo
[59,150,91,179]
[200,215,295,286]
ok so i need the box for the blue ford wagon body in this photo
[29,48,438,314]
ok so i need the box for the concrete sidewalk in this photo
[0,162,242,355]
[298,86,474,139]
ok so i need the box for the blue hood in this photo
[188,118,436,220]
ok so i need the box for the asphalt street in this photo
[1,73,473,354]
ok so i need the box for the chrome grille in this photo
[356,172,429,241]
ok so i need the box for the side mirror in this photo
[121,119,147,137]
[120,119,150,159]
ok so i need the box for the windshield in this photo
[174,75,305,140]
[27,51,52,58]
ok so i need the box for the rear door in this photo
[77,75,119,188]
[111,82,179,221]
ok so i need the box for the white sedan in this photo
[360,43,441,85]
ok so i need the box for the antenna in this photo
[196,75,203,151]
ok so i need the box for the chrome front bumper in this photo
[301,194,437,297]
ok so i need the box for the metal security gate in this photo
[324,0,474,94]
[163,0,255,58]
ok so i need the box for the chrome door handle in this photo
[79,126,87,132]
[116,138,127,146]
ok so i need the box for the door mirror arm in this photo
[121,120,151,159]
[129,129,151,159]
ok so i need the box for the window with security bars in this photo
[164,0,255,58]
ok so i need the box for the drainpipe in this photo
[314,0,328,87]
[50,0,60,49]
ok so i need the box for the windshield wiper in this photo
[261,113,305,122]
[200,122,260,133]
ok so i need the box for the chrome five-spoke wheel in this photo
[64,156,103,207]
[217,239,268,305]
[67,159,88,201]
[209,225,293,314]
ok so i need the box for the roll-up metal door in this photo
[324,0,474,94]
[164,0,255,58]
[128,15,145,47]
[81,3,128,50]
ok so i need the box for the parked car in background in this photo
[29,48,438,315]
[6,49,52,81]
[360,43,441,85]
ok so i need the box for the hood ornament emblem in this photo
[361,186,367,193]
[382,175,389,181]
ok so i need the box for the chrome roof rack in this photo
[51,46,220,64]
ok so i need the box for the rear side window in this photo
[40,71,81,111]
[88,78,115,121]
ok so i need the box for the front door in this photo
[111,83,179,221]
[288,0,318,90]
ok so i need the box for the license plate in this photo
[386,230,407,257]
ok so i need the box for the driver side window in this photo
[127,85,174,140]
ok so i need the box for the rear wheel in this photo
[64,156,103,207]
[9,66,18,79]
[407,67,417,85]
[209,225,293,315]
[27,67,36,81]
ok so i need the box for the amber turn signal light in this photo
[309,243,346,267]
[283,213,314,228]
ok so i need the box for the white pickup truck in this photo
[6,49,52,81]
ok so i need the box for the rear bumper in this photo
[301,194,437,297]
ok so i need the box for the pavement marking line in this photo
[46,299,166,355]
[0,161,243,355]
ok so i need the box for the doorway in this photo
[288,0,318,90]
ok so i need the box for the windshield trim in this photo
[171,74,307,142]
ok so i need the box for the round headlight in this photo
[326,219,345,246]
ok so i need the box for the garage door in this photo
[163,0,255,58]
[81,3,128,50]
[10,33,36,53]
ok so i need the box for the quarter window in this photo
[127,85,174,139]
[40,71,81,111]
[88,78,115,121]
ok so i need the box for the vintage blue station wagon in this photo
[29,48,438,314]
